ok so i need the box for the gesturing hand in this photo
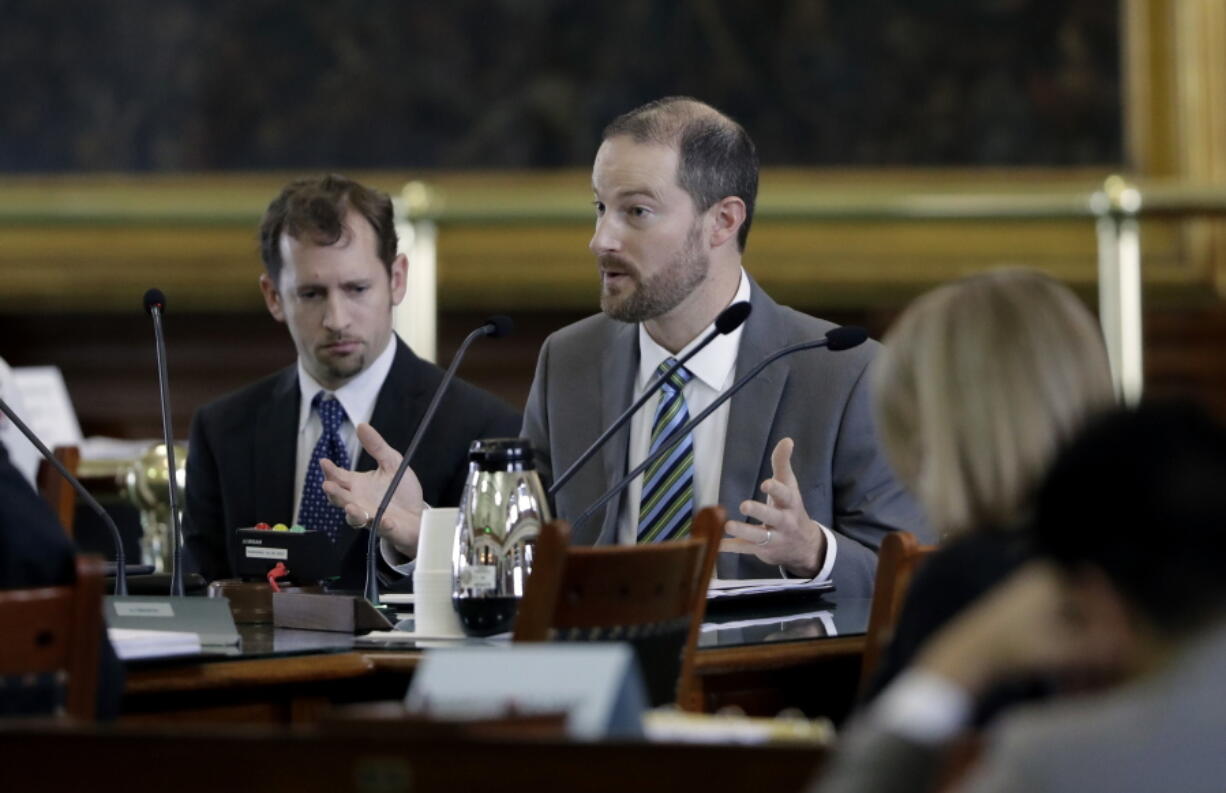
[916,563,1132,698]
[320,422,424,559]
[721,437,828,577]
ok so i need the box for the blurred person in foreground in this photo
[813,400,1226,793]
[865,268,1116,710]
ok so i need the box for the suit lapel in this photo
[363,339,430,472]
[337,339,426,579]
[253,367,299,524]
[593,322,638,544]
[720,281,788,521]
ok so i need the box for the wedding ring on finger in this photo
[346,509,371,529]
[756,528,773,547]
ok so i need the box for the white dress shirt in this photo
[292,335,397,526]
[867,668,973,745]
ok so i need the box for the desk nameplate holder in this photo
[105,595,241,648]
[272,592,395,634]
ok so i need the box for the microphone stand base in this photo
[271,592,395,634]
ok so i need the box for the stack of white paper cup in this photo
[412,507,464,638]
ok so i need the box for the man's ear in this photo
[708,196,747,250]
[259,273,286,323]
[389,252,409,307]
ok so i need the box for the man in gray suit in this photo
[813,402,1226,793]
[324,98,925,591]
[522,97,925,592]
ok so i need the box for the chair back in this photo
[858,531,935,695]
[514,506,723,708]
[0,555,105,719]
[36,444,80,536]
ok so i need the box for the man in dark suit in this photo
[184,175,520,584]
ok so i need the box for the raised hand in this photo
[721,437,828,577]
[320,422,424,559]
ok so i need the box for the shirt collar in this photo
[297,334,398,432]
[637,269,751,392]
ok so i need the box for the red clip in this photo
[266,561,291,592]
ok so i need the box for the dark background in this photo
[0,0,1121,172]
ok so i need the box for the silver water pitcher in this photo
[451,438,550,636]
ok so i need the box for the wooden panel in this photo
[0,724,825,793]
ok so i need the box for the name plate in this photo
[406,644,646,739]
[245,546,288,560]
[113,601,175,618]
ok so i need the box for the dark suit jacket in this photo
[522,278,930,595]
[184,337,521,584]
[0,442,124,719]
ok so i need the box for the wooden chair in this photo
[514,506,723,710]
[0,555,105,719]
[36,444,80,536]
[858,531,936,696]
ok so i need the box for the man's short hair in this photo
[259,174,398,283]
[602,97,758,252]
[1033,401,1226,635]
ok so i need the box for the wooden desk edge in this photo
[125,651,376,695]
[126,635,866,695]
[694,635,866,675]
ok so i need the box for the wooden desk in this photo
[1,721,826,793]
[123,595,870,723]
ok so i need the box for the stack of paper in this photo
[706,578,832,600]
[107,627,202,660]
[701,609,836,633]
[643,709,834,745]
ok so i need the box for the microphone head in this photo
[715,301,752,334]
[826,325,869,351]
[483,315,514,338]
[143,288,167,316]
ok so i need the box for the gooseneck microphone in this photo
[0,397,128,596]
[143,288,185,597]
[547,301,751,499]
[571,325,869,530]
[363,316,514,605]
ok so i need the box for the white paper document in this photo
[107,627,202,660]
[706,577,833,599]
[701,609,837,634]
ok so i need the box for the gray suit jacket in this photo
[522,279,928,594]
[815,621,1226,793]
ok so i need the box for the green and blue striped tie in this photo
[637,359,696,543]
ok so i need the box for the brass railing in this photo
[393,175,1226,404]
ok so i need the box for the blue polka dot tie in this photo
[638,359,696,543]
[299,392,351,543]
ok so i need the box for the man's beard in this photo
[324,355,366,383]
[600,222,709,323]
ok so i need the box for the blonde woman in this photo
[865,268,1116,705]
